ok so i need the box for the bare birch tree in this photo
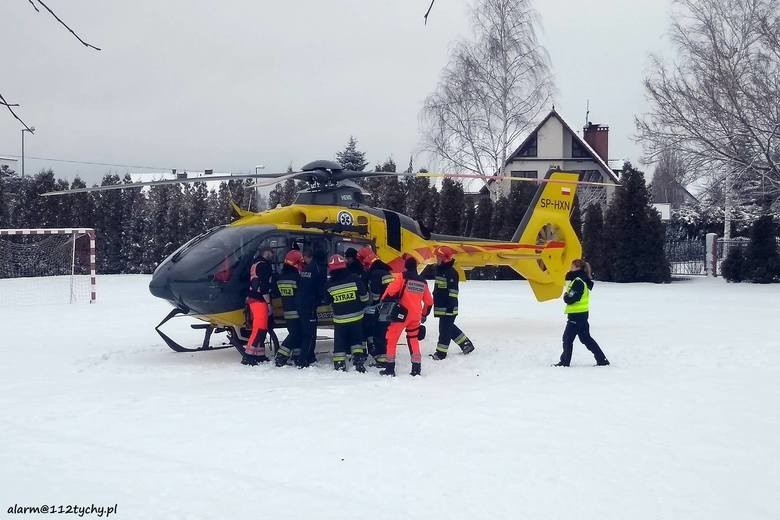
[636,0,780,226]
[421,0,553,193]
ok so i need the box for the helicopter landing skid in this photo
[155,308,233,353]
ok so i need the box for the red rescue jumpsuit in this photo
[381,271,433,364]
[246,257,273,357]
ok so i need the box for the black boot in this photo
[552,361,569,367]
[410,362,421,376]
[333,360,347,372]
[595,359,610,366]
[380,362,396,377]
[430,351,447,361]
[353,354,366,373]
[274,354,289,367]
[460,340,475,355]
[241,354,258,366]
[293,355,309,368]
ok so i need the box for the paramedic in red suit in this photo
[380,256,433,377]
[242,247,274,365]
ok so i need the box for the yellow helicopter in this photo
[44,160,608,355]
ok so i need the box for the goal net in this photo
[0,228,96,305]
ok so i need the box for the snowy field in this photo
[1,275,778,519]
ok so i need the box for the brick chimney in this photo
[583,123,609,163]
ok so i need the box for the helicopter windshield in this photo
[169,226,266,283]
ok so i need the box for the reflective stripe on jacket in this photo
[325,271,369,324]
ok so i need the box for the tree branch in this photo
[0,93,34,132]
[30,0,102,51]
[424,0,435,25]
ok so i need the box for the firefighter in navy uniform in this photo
[356,246,394,367]
[297,248,325,368]
[344,247,364,277]
[242,247,275,365]
[431,246,475,360]
[554,259,610,367]
[273,250,306,367]
[325,254,370,372]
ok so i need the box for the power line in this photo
[0,153,185,171]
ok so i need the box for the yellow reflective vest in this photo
[564,277,590,314]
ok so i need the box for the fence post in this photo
[705,233,718,277]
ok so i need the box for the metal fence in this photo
[665,237,706,276]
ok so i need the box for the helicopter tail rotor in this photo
[508,170,582,301]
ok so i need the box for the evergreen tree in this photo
[203,185,230,230]
[437,178,465,235]
[121,189,148,274]
[144,184,172,270]
[425,184,440,233]
[744,215,779,283]
[189,182,209,236]
[280,178,297,206]
[268,184,283,209]
[164,186,188,257]
[21,169,59,228]
[490,197,511,240]
[463,198,476,236]
[336,136,369,171]
[68,177,95,228]
[582,204,605,280]
[402,175,432,225]
[602,163,671,282]
[721,246,746,282]
[256,191,268,212]
[0,165,13,227]
[93,174,124,273]
[571,195,583,240]
[368,158,405,212]
[503,182,535,239]
[471,193,493,238]
[51,178,71,227]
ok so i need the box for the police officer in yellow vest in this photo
[554,259,609,367]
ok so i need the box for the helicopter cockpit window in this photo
[170,226,264,283]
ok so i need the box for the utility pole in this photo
[21,127,35,177]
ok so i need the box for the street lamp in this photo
[21,126,35,177]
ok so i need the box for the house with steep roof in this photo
[491,108,621,203]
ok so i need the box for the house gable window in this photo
[572,139,589,158]
[579,170,602,182]
[516,133,537,157]
[511,170,537,179]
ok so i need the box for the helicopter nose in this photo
[149,265,175,302]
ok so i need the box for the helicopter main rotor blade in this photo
[40,171,298,197]
[335,170,419,182]
[416,172,620,188]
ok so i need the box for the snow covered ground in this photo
[1,275,778,519]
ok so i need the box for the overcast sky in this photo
[1,0,672,184]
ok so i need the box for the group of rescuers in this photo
[241,245,608,376]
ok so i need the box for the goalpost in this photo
[0,228,96,305]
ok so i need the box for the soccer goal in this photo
[0,228,96,305]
